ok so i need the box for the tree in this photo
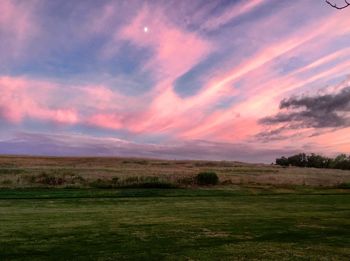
[326,0,350,9]
[288,153,307,167]
[276,156,289,166]
[307,153,330,168]
[275,153,350,170]
[331,154,350,170]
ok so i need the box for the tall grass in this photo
[0,156,349,189]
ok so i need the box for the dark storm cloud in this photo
[260,86,350,129]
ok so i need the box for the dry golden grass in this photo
[0,155,349,188]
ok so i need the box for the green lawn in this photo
[0,188,349,260]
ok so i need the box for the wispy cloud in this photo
[1,0,350,161]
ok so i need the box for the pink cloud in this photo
[1,0,350,161]
[0,76,146,130]
[170,9,350,142]
[188,58,350,142]
[119,5,212,81]
[86,114,123,130]
[294,127,350,156]
[124,12,329,137]
[0,76,78,125]
[202,0,265,31]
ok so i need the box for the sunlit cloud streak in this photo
[0,0,350,161]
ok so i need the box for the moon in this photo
[143,26,149,33]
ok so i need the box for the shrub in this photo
[36,173,65,186]
[129,181,175,189]
[195,172,219,186]
[337,182,350,189]
[121,176,176,189]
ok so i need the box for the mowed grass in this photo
[1,156,349,259]
[0,188,349,260]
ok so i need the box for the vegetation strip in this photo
[0,188,349,200]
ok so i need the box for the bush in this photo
[337,182,350,189]
[36,173,65,186]
[121,176,176,189]
[195,172,219,186]
[125,181,175,189]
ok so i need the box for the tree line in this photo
[275,153,350,170]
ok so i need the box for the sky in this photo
[0,0,350,162]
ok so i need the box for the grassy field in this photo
[0,188,349,260]
[0,156,349,260]
[0,155,350,188]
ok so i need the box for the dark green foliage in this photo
[89,176,176,189]
[288,153,308,167]
[330,154,350,170]
[337,182,350,189]
[307,153,332,168]
[122,181,175,188]
[275,156,289,166]
[36,172,66,186]
[20,173,86,187]
[121,176,176,189]
[195,172,219,185]
[276,153,350,170]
